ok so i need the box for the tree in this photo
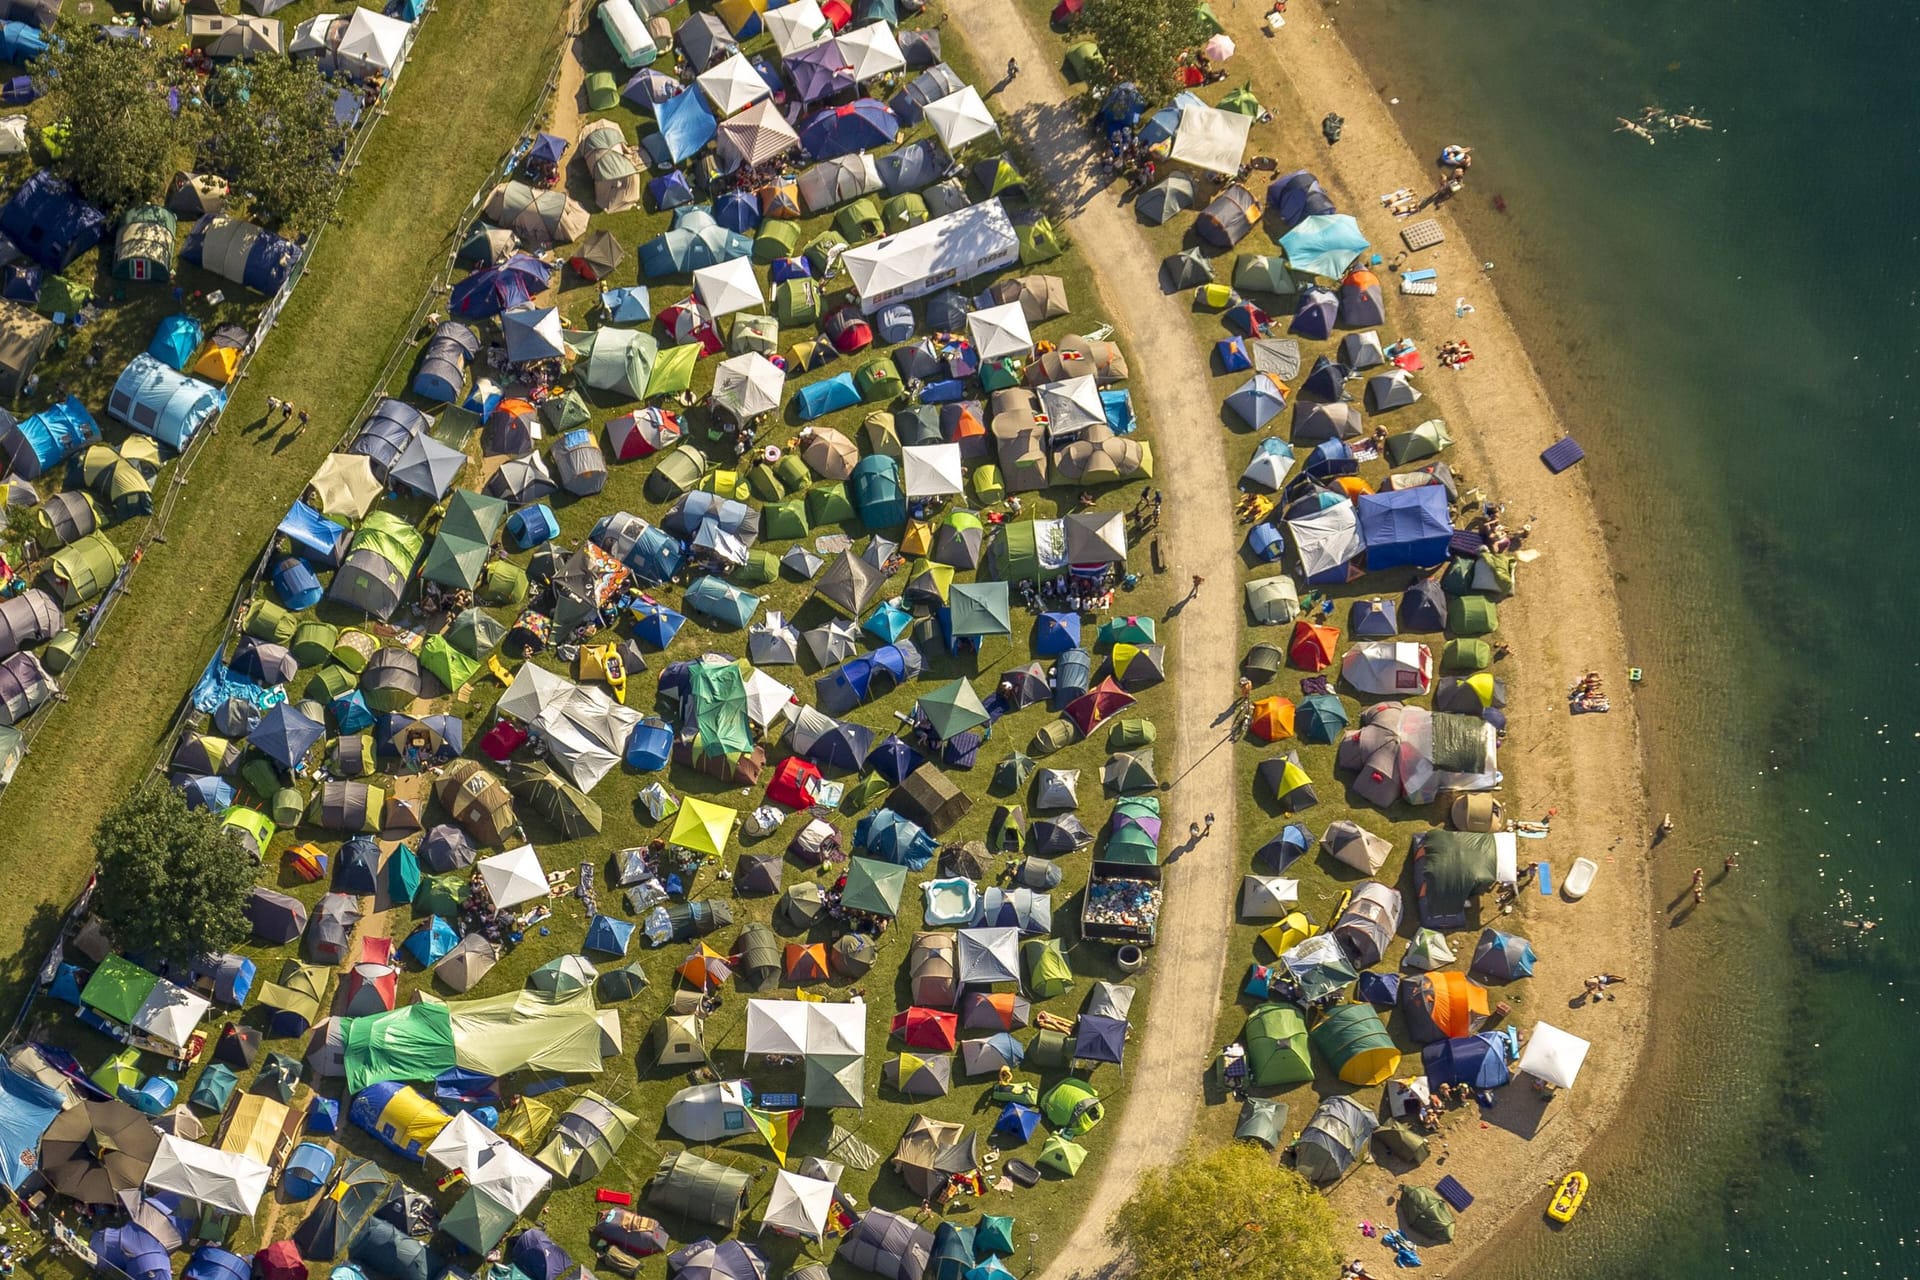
[92,779,255,967]
[1106,1143,1342,1280]
[1078,0,1210,99]
[34,21,202,209]
[205,56,349,231]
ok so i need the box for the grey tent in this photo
[1402,1185,1456,1242]
[434,935,498,993]
[1135,174,1194,226]
[1366,369,1422,412]
[891,764,971,834]
[0,651,52,725]
[1196,183,1259,247]
[837,1208,933,1280]
[1162,248,1213,290]
[1235,1098,1288,1150]
[1295,1095,1378,1185]
[246,888,307,944]
[1339,330,1386,370]
[676,11,735,67]
[649,1151,750,1229]
[390,434,466,500]
[0,588,59,659]
[814,551,887,618]
[1292,401,1364,443]
[305,893,362,964]
[1332,881,1402,967]
[908,931,957,1007]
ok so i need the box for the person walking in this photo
[1006,56,1020,81]
[1203,812,1215,836]
[281,399,295,424]
[1188,821,1201,841]
[1188,574,1204,601]
[293,408,310,436]
[265,395,284,419]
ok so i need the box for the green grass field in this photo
[0,0,573,1006]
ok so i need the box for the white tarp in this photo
[1168,101,1252,176]
[766,0,830,56]
[924,85,996,152]
[477,844,548,908]
[425,1110,552,1214]
[841,200,1018,311]
[763,1170,836,1238]
[335,6,410,77]
[901,443,964,497]
[697,51,770,115]
[1516,1022,1590,1089]
[965,300,1031,361]
[837,21,904,81]
[131,981,210,1053]
[537,684,642,792]
[692,255,764,318]
[1287,502,1365,579]
[1340,642,1433,696]
[498,662,573,725]
[145,1136,269,1216]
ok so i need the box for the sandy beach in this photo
[957,0,1663,1271]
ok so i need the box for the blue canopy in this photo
[1280,214,1369,280]
[0,1061,62,1189]
[657,89,717,164]
[855,807,937,870]
[800,99,900,159]
[149,314,203,370]
[1421,1032,1512,1089]
[584,914,634,955]
[450,253,553,318]
[250,703,324,769]
[1356,488,1451,571]
[626,718,674,770]
[0,170,106,269]
[108,354,223,450]
[402,916,459,967]
[526,132,568,169]
[850,453,906,528]
[794,371,860,422]
[0,395,98,479]
[1267,169,1335,231]
[632,603,686,647]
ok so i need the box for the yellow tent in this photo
[644,343,701,399]
[900,519,933,557]
[1258,910,1315,957]
[496,1095,553,1151]
[220,1094,290,1164]
[189,344,240,384]
[716,0,766,35]
[670,796,738,857]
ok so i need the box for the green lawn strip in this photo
[0,0,571,1006]
[26,9,1184,1272]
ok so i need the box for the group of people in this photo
[1437,338,1475,369]
[1470,501,1532,554]
[263,396,310,435]
[1569,669,1610,713]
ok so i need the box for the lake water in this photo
[1335,0,1920,1273]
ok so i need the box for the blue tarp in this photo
[1280,213,1369,280]
[800,98,899,159]
[1356,487,1451,571]
[794,372,860,422]
[0,1060,62,1189]
[0,170,106,269]
[0,22,48,61]
[148,314,203,370]
[108,354,223,450]
[189,651,281,716]
[278,501,349,566]
[656,89,717,164]
[0,395,98,479]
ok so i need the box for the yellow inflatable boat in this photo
[1547,1171,1588,1223]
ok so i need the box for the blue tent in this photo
[1290,286,1338,340]
[386,0,427,19]
[511,1229,573,1280]
[0,22,48,61]
[584,914,634,955]
[800,99,900,159]
[1421,1032,1512,1089]
[273,557,324,611]
[278,501,350,566]
[0,1060,62,1190]
[864,735,924,784]
[1246,523,1284,562]
[1356,971,1401,1006]
[238,228,300,295]
[332,691,375,733]
[1100,81,1145,129]
[1302,438,1356,479]
[850,454,906,528]
[0,171,107,269]
[526,133,568,173]
[864,601,912,643]
[335,835,381,895]
[307,1096,340,1134]
[684,575,761,628]
[1280,214,1369,280]
[1255,822,1313,871]
[0,395,98,479]
[1349,598,1398,637]
[1225,373,1287,429]
[995,1102,1041,1143]
[632,603,686,648]
[624,526,684,584]
[602,285,651,323]
[92,1226,170,1280]
[149,314,203,370]
[1300,356,1350,404]
[794,371,860,422]
[816,643,917,714]
[250,703,324,769]
[1295,694,1350,745]
[855,807,937,870]
[648,170,696,211]
[180,774,236,810]
[107,354,223,450]
[1356,488,1451,571]
[450,253,553,318]
[657,89,717,164]
[507,504,561,550]
[181,1246,250,1280]
[714,189,760,232]
[402,916,458,967]
[283,1142,336,1200]
[626,718,674,770]
[1267,169,1335,231]
[1471,928,1537,981]
[0,260,39,302]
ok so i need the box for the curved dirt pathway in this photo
[944,5,1244,1276]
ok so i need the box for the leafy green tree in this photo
[34,21,201,209]
[1078,0,1210,98]
[1106,1143,1343,1280]
[92,779,255,967]
[205,56,349,231]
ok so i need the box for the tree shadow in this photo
[996,98,1116,219]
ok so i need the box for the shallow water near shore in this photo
[1331,0,1920,1274]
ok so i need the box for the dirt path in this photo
[945,5,1246,1276]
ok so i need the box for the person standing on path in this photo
[1188,574,1204,601]
[1203,812,1215,836]
[1006,56,1019,81]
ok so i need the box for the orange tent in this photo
[1398,971,1490,1043]
[1248,696,1295,742]
[679,943,733,990]
[784,942,830,984]
[1331,475,1375,500]
[1289,620,1340,671]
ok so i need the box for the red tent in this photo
[767,756,822,809]
[481,718,528,762]
[1289,620,1340,671]
[825,308,874,354]
[1063,677,1135,734]
[1051,0,1082,22]
[821,0,851,29]
[890,1006,959,1052]
[256,1241,306,1280]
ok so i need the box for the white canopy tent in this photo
[692,256,764,319]
[1062,511,1128,564]
[954,927,1020,986]
[718,99,802,169]
[477,844,548,908]
[901,443,965,497]
[425,1111,552,1214]
[1516,1022,1591,1089]
[747,999,868,1057]
[711,353,785,421]
[742,668,796,729]
[762,1170,837,1239]
[965,301,1032,361]
[766,0,830,56]
[1287,502,1366,580]
[841,200,1018,311]
[335,7,410,79]
[837,22,904,81]
[924,86,996,152]
[1168,101,1253,176]
[697,51,770,115]
[1036,376,1105,441]
[145,1137,270,1216]
[132,981,211,1053]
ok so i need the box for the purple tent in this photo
[799,99,899,160]
[90,1226,170,1280]
[787,40,854,102]
[450,253,554,318]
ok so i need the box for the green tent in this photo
[834,198,883,243]
[539,1092,639,1184]
[190,1063,238,1112]
[539,387,592,432]
[1062,41,1103,84]
[1447,595,1499,636]
[1232,254,1297,298]
[441,1187,517,1253]
[289,620,340,668]
[1235,1098,1289,1150]
[585,70,618,110]
[1022,937,1073,999]
[1309,1002,1400,1086]
[883,193,928,232]
[1036,1133,1086,1176]
[1104,796,1160,864]
[1096,615,1155,647]
[763,498,810,540]
[508,760,605,839]
[1374,1118,1430,1164]
[918,678,989,740]
[1195,2,1223,34]
[80,955,159,1025]
[448,608,506,659]
[774,279,819,326]
[855,359,903,404]
[1000,520,1041,581]
[1219,84,1262,117]
[1243,1003,1312,1087]
[1383,418,1453,466]
[949,581,1012,640]
[1107,719,1156,750]
[975,1216,1016,1257]
[807,482,855,526]
[905,559,953,604]
[1441,638,1492,672]
[1040,1078,1102,1136]
[754,220,801,264]
[1412,831,1500,928]
[841,857,907,917]
[47,531,125,606]
[649,1150,752,1229]
[415,871,467,920]
[387,843,422,907]
[343,1001,458,1094]
[689,662,753,757]
[644,343,701,399]
[1401,1186,1456,1242]
[420,634,479,691]
[572,326,657,398]
[1017,218,1062,265]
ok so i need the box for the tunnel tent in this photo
[107,354,222,450]
[112,205,177,282]
[184,215,298,293]
[0,395,97,479]
[1295,1095,1377,1185]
